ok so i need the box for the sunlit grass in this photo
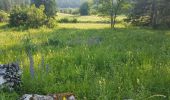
[57,13,109,23]
[58,23,110,29]
[57,13,126,23]
[58,23,126,29]
[0,22,170,99]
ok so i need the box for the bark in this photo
[111,0,122,29]
[110,0,114,28]
[151,0,157,28]
[111,11,114,28]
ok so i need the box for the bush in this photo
[9,7,28,27]
[9,5,56,28]
[58,18,77,23]
[58,18,69,23]
[126,16,151,26]
[0,10,8,22]
[72,18,78,23]
[45,18,57,28]
[26,5,47,28]
[89,9,98,15]
[59,8,79,15]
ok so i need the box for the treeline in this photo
[0,0,31,11]
[0,0,57,28]
[76,0,170,29]
[57,0,86,8]
[130,0,170,28]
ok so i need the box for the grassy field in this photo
[1,22,170,100]
[57,13,126,23]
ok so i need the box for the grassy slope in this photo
[0,23,170,99]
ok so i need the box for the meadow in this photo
[57,13,126,24]
[0,21,170,100]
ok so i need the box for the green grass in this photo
[57,13,127,23]
[57,13,109,23]
[0,22,170,100]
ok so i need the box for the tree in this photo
[44,0,57,17]
[0,0,31,11]
[129,0,170,28]
[0,0,11,11]
[98,0,125,28]
[79,2,89,16]
[32,0,57,17]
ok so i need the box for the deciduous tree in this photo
[98,0,125,28]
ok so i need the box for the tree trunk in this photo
[151,0,157,28]
[110,0,114,28]
[113,10,118,29]
[111,0,122,29]
[111,12,114,28]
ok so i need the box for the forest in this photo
[0,0,170,100]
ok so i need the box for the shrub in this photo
[126,16,151,26]
[0,10,8,22]
[9,7,28,27]
[72,18,78,23]
[46,18,57,28]
[9,5,56,28]
[58,18,78,23]
[58,18,69,23]
[26,5,47,28]
[89,9,98,15]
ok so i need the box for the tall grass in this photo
[0,23,170,99]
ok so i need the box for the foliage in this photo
[58,17,69,23]
[26,5,47,28]
[46,18,58,28]
[97,0,130,28]
[0,10,8,22]
[58,17,77,23]
[32,0,57,17]
[44,0,57,17]
[9,5,57,28]
[129,0,170,28]
[127,16,151,26]
[0,0,30,11]
[59,8,80,15]
[57,13,110,23]
[79,2,89,16]
[9,7,28,27]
